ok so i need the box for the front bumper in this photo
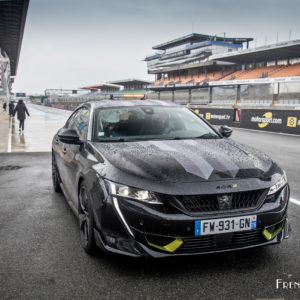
[94,185,291,257]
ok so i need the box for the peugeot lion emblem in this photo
[217,194,232,210]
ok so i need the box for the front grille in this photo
[176,229,266,254]
[168,189,266,214]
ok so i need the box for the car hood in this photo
[91,139,273,183]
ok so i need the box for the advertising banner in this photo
[16,93,26,97]
[192,107,300,135]
[209,76,300,86]
[240,109,300,135]
[193,108,234,125]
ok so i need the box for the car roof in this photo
[84,99,181,109]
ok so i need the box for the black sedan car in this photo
[52,100,291,257]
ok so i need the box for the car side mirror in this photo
[219,125,232,138]
[58,129,82,145]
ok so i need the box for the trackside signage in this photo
[192,107,300,135]
[209,76,300,86]
[250,112,282,128]
[193,108,233,125]
[240,109,300,134]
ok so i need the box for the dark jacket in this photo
[3,102,7,110]
[14,100,30,120]
[9,102,15,115]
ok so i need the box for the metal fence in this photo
[40,81,300,108]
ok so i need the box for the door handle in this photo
[62,148,67,154]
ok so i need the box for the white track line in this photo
[233,127,300,137]
[290,198,300,206]
[7,119,12,153]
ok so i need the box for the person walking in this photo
[2,102,7,112]
[8,101,15,118]
[13,100,30,132]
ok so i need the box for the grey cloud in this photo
[12,0,300,93]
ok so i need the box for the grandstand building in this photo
[109,79,152,98]
[0,49,11,101]
[80,83,121,93]
[145,33,300,106]
[0,0,29,101]
[42,79,152,109]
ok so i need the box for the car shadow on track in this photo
[87,238,275,279]
[54,189,277,280]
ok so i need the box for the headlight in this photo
[107,181,163,205]
[267,173,287,195]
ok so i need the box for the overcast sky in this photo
[12,0,300,94]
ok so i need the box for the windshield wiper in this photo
[164,135,219,140]
[194,133,219,139]
[96,135,218,142]
[97,138,127,142]
[163,137,186,140]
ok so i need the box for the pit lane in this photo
[0,104,299,300]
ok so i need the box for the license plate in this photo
[195,215,257,236]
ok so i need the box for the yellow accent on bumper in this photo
[263,221,285,241]
[146,238,183,252]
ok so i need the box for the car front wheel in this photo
[78,181,96,254]
[52,153,62,193]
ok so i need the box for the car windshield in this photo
[93,106,220,142]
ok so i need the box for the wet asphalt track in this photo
[0,107,300,300]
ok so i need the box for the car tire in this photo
[52,153,62,193]
[78,181,96,254]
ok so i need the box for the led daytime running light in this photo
[108,181,162,204]
[267,174,287,195]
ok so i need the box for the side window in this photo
[66,111,79,130]
[68,108,90,140]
